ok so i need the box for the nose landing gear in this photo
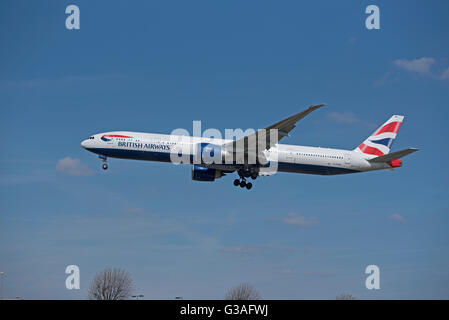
[99,155,108,170]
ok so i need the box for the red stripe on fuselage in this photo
[358,143,384,156]
[373,121,402,136]
[102,135,133,138]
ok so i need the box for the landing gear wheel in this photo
[251,173,258,180]
[239,180,247,188]
[245,182,253,190]
[233,179,240,186]
[99,155,108,171]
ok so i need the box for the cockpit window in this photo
[89,136,94,139]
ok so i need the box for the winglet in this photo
[308,104,325,111]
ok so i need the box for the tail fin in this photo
[354,115,404,156]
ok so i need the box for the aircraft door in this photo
[344,153,351,165]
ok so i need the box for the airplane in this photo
[81,105,418,190]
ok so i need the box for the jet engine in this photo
[191,164,224,181]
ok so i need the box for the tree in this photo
[336,293,358,300]
[88,268,135,300]
[225,283,261,300]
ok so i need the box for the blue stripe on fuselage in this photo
[85,147,173,162]
[85,147,359,175]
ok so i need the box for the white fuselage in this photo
[81,131,391,176]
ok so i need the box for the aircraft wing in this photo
[223,104,324,155]
[368,148,419,162]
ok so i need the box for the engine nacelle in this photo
[191,164,223,181]
[195,143,223,164]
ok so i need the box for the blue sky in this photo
[1,0,448,299]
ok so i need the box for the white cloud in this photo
[124,207,144,216]
[374,71,400,86]
[280,268,293,274]
[389,213,405,222]
[56,157,94,176]
[394,57,435,74]
[221,246,258,254]
[0,73,124,92]
[441,67,449,80]
[327,112,359,124]
[301,270,337,276]
[282,213,319,227]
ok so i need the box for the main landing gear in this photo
[233,167,258,190]
[99,155,108,170]
[234,178,252,190]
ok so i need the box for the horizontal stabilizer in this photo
[368,148,419,163]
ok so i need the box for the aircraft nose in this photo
[81,139,88,149]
